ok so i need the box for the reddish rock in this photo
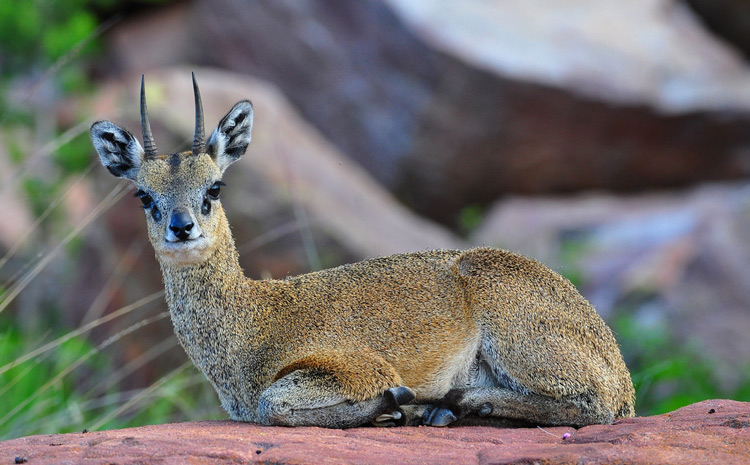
[2,400,748,464]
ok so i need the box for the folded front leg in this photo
[257,367,414,428]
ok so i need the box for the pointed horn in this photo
[192,72,206,155]
[140,75,158,159]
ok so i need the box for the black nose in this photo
[169,209,194,241]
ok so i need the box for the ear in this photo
[90,121,144,181]
[207,100,253,173]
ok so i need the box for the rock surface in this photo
[2,400,748,464]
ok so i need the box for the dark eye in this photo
[207,181,225,200]
[134,189,153,208]
[135,189,161,222]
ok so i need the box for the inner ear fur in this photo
[90,120,144,181]
[207,100,254,172]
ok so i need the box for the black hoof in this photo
[478,403,493,417]
[424,407,457,427]
[386,386,416,407]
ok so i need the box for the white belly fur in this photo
[412,334,482,399]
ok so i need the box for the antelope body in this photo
[90,74,635,428]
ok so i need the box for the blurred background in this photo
[1,0,749,439]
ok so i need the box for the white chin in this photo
[157,237,212,266]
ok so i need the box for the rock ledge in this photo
[2,400,748,464]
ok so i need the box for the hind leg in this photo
[257,368,415,428]
[422,387,614,427]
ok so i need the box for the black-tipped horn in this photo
[140,75,158,159]
[192,72,205,156]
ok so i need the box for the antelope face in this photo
[90,74,253,266]
[133,152,224,265]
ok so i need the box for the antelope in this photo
[90,74,635,428]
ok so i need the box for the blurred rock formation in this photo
[686,0,750,60]
[101,0,750,225]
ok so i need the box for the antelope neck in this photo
[159,225,246,319]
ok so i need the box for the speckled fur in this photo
[91,80,634,428]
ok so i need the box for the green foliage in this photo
[22,177,60,219]
[54,131,92,174]
[612,312,750,416]
[457,204,485,236]
[557,237,586,287]
[0,319,104,438]
[0,2,43,72]
[0,317,222,440]
[0,93,35,129]
[58,66,94,94]
[6,137,26,165]
[41,8,97,63]
[64,235,86,257]
[0,0,108,75]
